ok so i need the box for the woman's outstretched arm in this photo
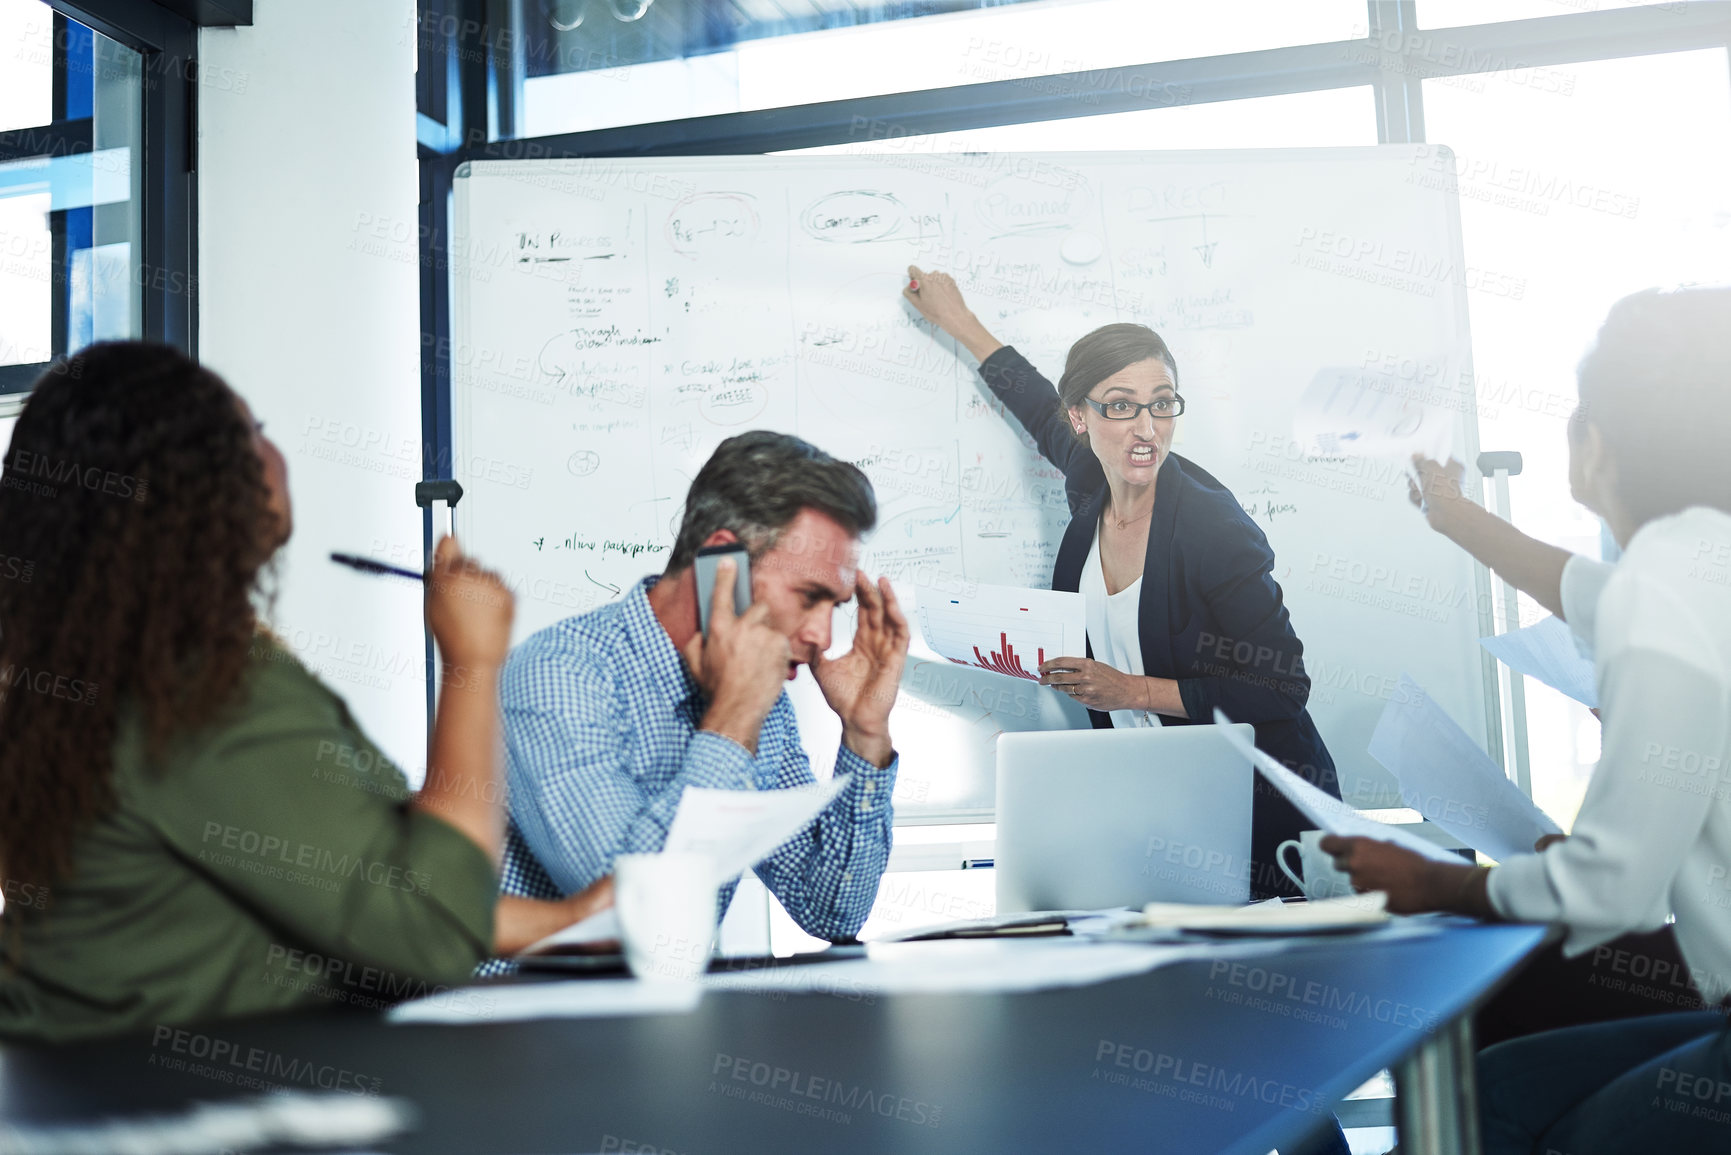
[903,266,1004,362]
[903,266,1092,482]
[1410,456,1571,619]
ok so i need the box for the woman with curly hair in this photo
[0,342,610,1043]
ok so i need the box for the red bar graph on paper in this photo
[915,584,1081,686]
[972,632,1045,680]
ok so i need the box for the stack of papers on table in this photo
[878,908,1143,942]
[388,977,703,1025]
[0,1091,414,1155]
[1137,893,1390,935]
[703,936,1288,997]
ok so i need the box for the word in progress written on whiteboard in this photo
[450,149,1496,819]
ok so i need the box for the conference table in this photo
[0,920,1548,1155]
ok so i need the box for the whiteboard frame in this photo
[448,146,1512,824]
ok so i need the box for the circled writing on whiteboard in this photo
[801,190,905,244]
[666,192,760,258]
[567,450,601,477]
[697,381,769,426]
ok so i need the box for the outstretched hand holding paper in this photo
[1210,709,1461,864]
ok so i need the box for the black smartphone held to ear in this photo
[694,543,752,638]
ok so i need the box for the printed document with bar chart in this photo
[914,583,1088,681]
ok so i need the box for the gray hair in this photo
[667,431,877,571]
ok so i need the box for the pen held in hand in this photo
[330,552,424,582]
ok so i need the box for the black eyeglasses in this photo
[1083,394,1185,421]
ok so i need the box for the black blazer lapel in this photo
[1137,459,1183,679]
[1052,486,1103,595]
[1050,485,1108,727]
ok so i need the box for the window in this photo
[1422,46,1731,825]
[0,0,145,389]
[0,401,19,456]
[516,0,1368,137]
[786,86,1377,155]
[0,0,203,394]
[1417,0,1693,29]
[0,191,51,366]
[0,0,52,132]
[428,1,1731,835]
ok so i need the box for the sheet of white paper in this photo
[0,1093,412,1155]
[663,773,851,882]
[874,907,1140,943]
[521,907,620,956]
[1211,709,1462,863]
[1368,675,1562,862]
[1140,892,1388,932]
[1292,365,1455,461]
[914,582,1087,681]
[702,937,1287,997]
[518,780,850,956]
[388,977,703,1025]
[1480,616,1599,708]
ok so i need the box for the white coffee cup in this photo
[614,852,719,982]
[1275,830,1355,901]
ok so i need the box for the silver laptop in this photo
[995,724,1256,913]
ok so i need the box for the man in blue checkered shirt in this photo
[496,431,910,946]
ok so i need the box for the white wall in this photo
[199,0,428,777]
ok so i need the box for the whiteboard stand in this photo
[415,479,465,734]
[416,478,464,542]
[1477,452,1533,797]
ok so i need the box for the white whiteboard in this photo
[451,147,1499,820]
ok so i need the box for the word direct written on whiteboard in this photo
[915,583,1087,682]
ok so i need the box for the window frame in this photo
[415,0,1731,744]
[419,0,1731,446]
[0,0,236,393]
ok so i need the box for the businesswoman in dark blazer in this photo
[903,267,1340,901]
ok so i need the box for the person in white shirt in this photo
[1321,286,1731,1154]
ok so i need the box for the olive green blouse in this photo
[0,637,498,1044]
